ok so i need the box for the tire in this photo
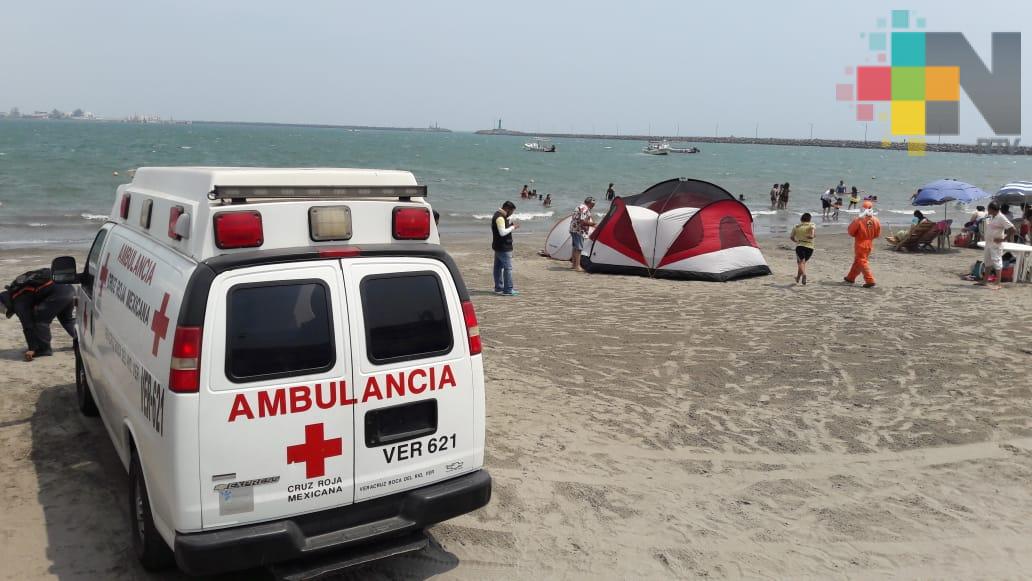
[74,345,99,417]
[129,453,175,571]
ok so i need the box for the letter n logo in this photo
[925,32,1021,135]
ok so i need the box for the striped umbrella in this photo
[995,181,1032,205]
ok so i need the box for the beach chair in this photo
[916,221,945,251]
[1012,218,1029,244]
[886,221,937,251]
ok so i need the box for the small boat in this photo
[642,140,670,155]
[669,146,700,154]
[523,138,556,152]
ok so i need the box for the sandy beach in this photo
[2,232,1032,580]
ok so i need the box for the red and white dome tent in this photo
[583,178,771,281]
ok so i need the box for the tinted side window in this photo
[361,273,453,364]
[227,281,335,381]
[83,228,109,295]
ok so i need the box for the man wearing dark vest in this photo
[491,200,519,296]
[1,268,77,361]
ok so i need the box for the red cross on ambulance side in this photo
[150,292,171,357]
[98,254,110,297]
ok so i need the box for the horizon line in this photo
[0,116,1022,151]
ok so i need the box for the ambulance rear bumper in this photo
[173,470,491,576]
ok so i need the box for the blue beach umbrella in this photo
[912,179,987,219]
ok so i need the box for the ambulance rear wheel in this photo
[74,345,99,417]
[129,453,175,570]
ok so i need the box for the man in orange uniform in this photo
[844,200,881,288]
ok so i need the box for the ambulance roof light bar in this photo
[209,185,428,202]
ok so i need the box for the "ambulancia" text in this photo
[227,365,457,422]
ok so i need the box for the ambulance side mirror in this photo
[51,256,80,284]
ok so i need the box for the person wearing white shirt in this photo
[820,188,834,219]
[963,205,988,242]
[969,206,988,223]
[979,201,1016,288]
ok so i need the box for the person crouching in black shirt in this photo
[1,268,77,361]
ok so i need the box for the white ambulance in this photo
[51,167,490,577]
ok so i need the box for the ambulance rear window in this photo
[226,281,335,381]
[361,273,452,364]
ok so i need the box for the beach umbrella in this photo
[994,181,1032,205]
[912,179,987,219]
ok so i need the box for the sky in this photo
[0,0,1029,142]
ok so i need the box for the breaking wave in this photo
[470,211,555,221]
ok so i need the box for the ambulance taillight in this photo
[169,326,202,393]
[214,211,264,249]
[392,207,431,240]
[461,300,482,355]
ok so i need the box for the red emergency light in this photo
[214,211,263,249]
[120,193,132,219]
[392,207,431,240]
[461,300,482,355]
[318,247,361,258]
[168,205,185,240]
[169,326,202,393]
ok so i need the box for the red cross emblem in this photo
[97,254,110,297]
[150,293,171,357]
[287,423,343,479]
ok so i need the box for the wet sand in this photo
[2,233,1032,580]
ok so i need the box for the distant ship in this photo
[642,140,670,155]
[669,145,700,154]
[523,137,556,153]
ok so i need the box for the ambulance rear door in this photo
[342,257,481,502]
[197,261,356,529]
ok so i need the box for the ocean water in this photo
[1,119,1030,248]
